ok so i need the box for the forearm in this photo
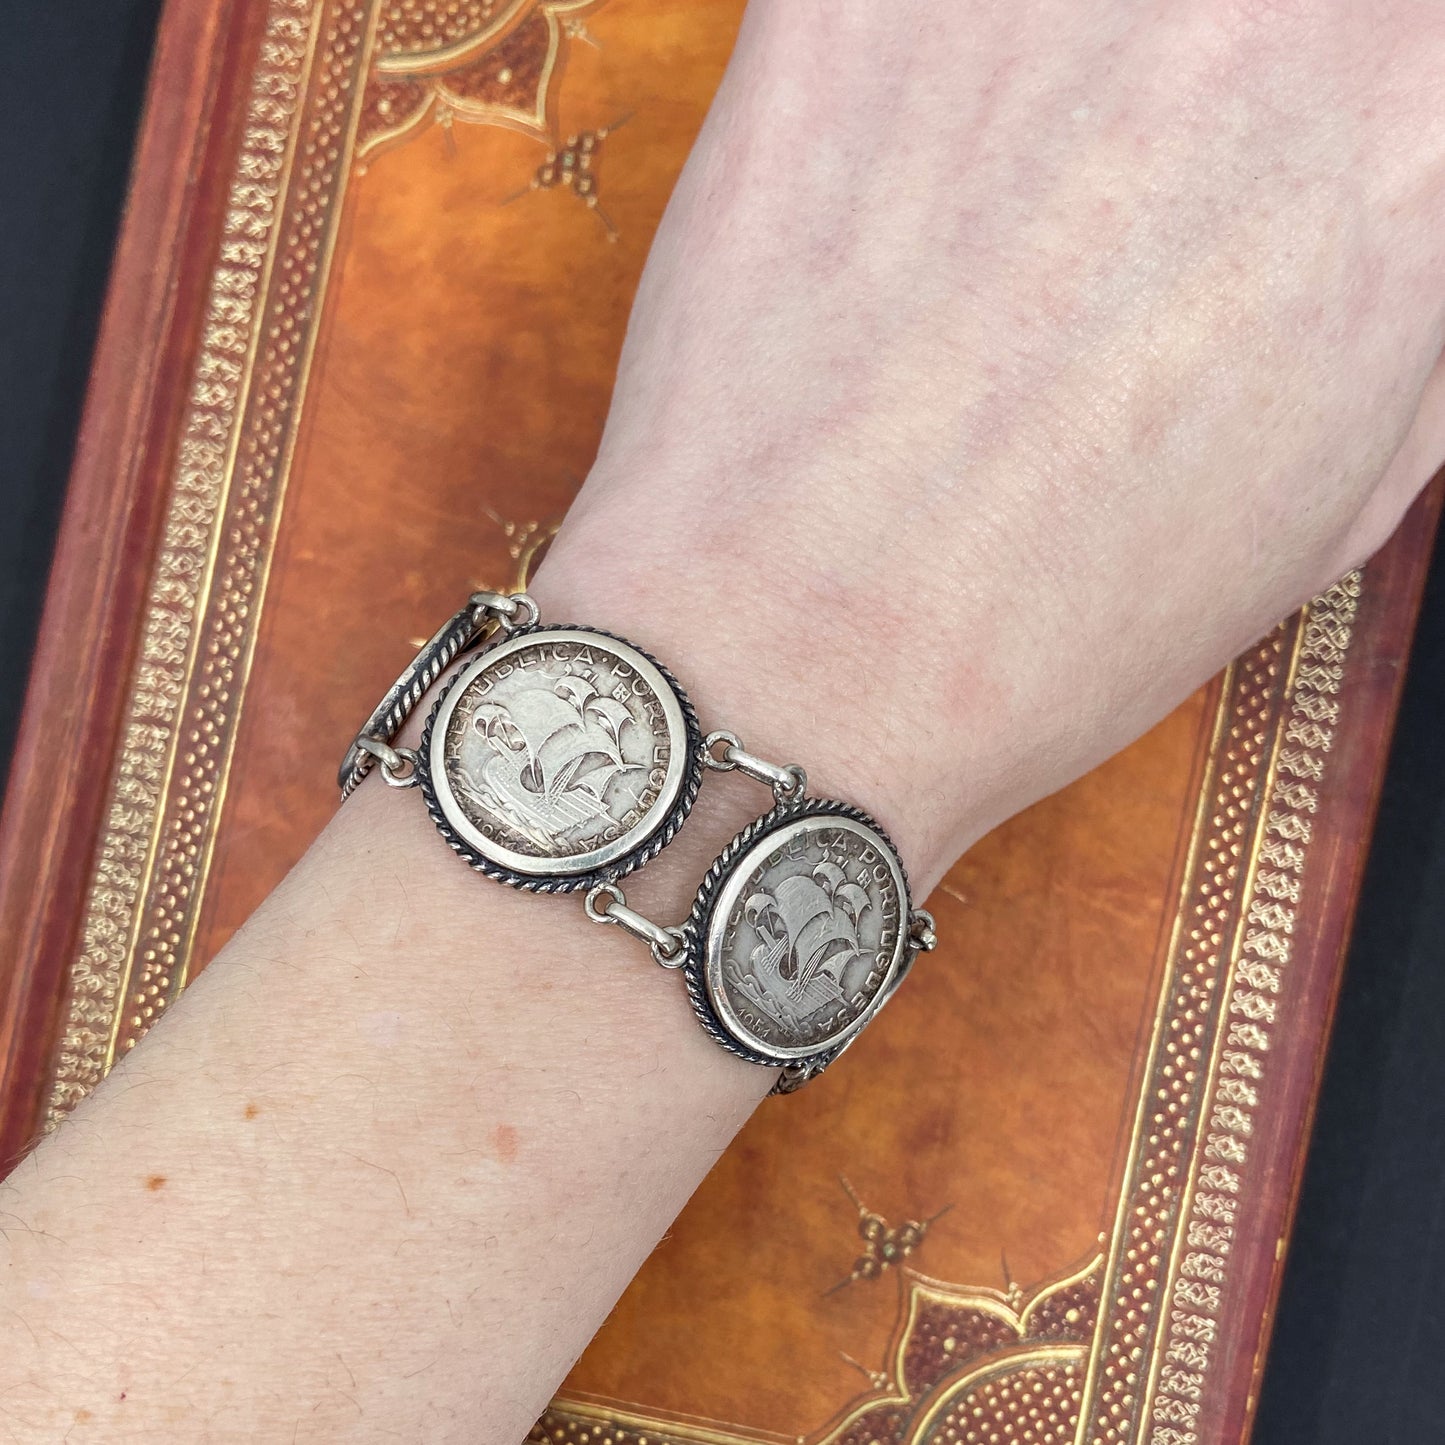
[0,537,986,1441]
[0,680,765,1437]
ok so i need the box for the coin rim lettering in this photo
[421,626,700,890]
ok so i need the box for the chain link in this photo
[702,730,807,803]
[469,589,539,634]
[353,735,422,788]
[585,882,687,968]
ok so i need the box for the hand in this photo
[541,0,1445,884]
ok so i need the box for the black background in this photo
[3,7,1444,1440]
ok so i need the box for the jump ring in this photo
[468,590,540,633]
[381,747,422,788]
[501,592,540,631]
[651,928,688,969]
[909,908,939,952]
[585,882,624,924]
[703,730,742,771]
[354,735,421,788]
[774,764,808,803]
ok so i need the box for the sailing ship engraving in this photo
[739,861,872,1011]
[706,816,908,1056]
[446,648,668,856]
[727,859,877,1036]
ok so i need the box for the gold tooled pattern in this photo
[1076,575,1362,1444]
[921,1359,1085,1445]
[377,0,518,58]
[357,0,601,161]
[1134,575,1361,1445]
[42,0,580,1129]
[532,1255,1104,1445]
[1073,634,1287,1438]
[42,0,378,1125]
[823,1258,1100,1445]
[826,1178,951,1294]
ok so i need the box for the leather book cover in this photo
[0,2,1439,1442]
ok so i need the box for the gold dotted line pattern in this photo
[1141,575,1360,1445]
[928,1361,1084,1445]
[42,0,374,1123]
[1077,623,1290,1441]
[377,0,508,54]
[42,0,318,1122]
[110,1,376,1063]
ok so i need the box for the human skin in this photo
[4,2,1445,1440]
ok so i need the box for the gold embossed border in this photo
[39,0,609,1126]
[42,0,380,1124]
[535,1252,1104,1445]
[1135,578,1361,1444]
[359,0,600,161]
[1076,576,1361,1444]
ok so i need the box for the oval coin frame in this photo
[420,625,703,892]
[683,799,915,1072]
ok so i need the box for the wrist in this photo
[529,490,997,891]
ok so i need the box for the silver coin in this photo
[703,813,908,1061]
[426,629,691,879]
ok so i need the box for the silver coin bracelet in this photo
[339,590,937,1093]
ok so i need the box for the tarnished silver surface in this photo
[585,881,688,967]
[689,804,912,1066]
[424,627,698,885]
[337,590,534,798]
[702,730,807,803]
[353,735,421,788]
